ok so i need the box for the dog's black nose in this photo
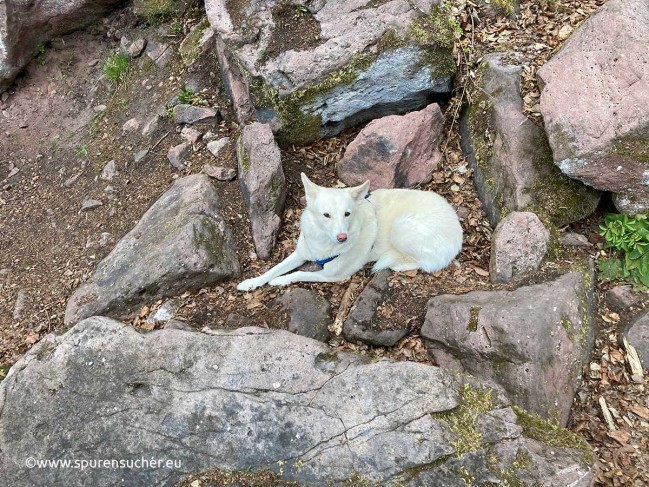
[337,233,347,243]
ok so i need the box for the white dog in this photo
[237,173,463,291]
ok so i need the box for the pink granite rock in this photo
[337,103,444,189]
[490,212,550,284]
[538,0,649,214]
[460,52,599,228]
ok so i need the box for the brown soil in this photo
[0,1,647,486]
[265,2,323,60]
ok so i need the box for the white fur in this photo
[237,174,463,291]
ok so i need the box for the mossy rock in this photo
[216,1,456,146]
[460,53,599,228]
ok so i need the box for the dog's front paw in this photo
[269,275,293,287]
[237,277,265,292]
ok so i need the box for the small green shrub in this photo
[134,0,177,24]
[599,213,649,289]
[103,52,130,84]
[178,87,194,104]
[35,42,47,65]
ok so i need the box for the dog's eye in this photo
[344,212,351,217]
[323,213,330,218]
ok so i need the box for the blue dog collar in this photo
[315,255,339,268]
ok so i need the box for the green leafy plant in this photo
[178,87,194,104]
[35,42,47,65]
[295,4,309,16]
[171,22,184,34]
[599,213,649,289]
[103,52,130,84]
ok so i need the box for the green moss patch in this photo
[434,383,494,456]
[179,18,211,66]
[513,406,595,466]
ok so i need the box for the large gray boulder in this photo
[237,122,286,260]
[206,0,455,145]
[65,175,240,325]
[422,266,595,427]
[538,0,649,214]
[0,317,596,486]
[460,52,599,228]
[0,0,123,92]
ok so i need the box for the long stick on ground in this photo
[331,279,360,336]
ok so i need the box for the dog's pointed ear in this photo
[348,180,370,201]
[301,172,318,204]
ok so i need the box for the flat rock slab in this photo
[206,0,455,145]
[0,0,123,91]
[422,267,595,426]
[0,317,595,486]
[343,271,409,347]
[460,52,599,227]
[274,288,331,342]
[237,122,286,260]
[337,103,444,189]
[489,212,549,284]
[538,0,649,214]
[65,175,240,325]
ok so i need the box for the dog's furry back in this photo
[367,188,463,273]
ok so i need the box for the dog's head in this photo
[301,173,370,245]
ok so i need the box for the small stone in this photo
[126,38,146,58]
[202,164,236,181]
[606,285,644,311]
[490,212,549,284]
[98,233,112,247]
[172,104,220,125]
[622,310,649,368]
[167,143,191,170]
[100,160,118,181]
[134,149,149,163]
[343,271,408,347]
[80,198,103,212]
[561,232,591,248]
[122,118,140,135]
[93,104,107,113]
[12,289,26,321]
[274,289,331,342]
[164,320,194,331]
[6,166,19,179]
[87,59,100,67]
[206,137,229,157]
[141,114,163,138]
[63,172,83,187]
[180,126,203,145]
[145,40,172,67]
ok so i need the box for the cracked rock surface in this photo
[0,317,595,486]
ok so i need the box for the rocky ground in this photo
[0,0,647,486]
